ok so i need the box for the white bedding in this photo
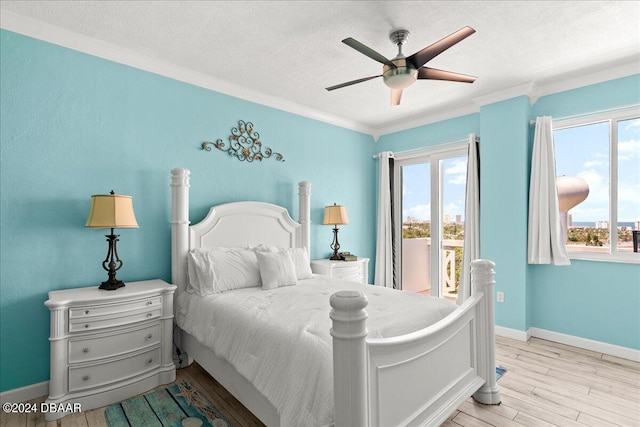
[176,275,457,427]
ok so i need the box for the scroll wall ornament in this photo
[201,120,285,162]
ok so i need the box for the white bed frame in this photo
[170,168,500,427]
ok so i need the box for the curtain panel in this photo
[527,116,570,265]
[374,151,396,288]
[457,134,480,304]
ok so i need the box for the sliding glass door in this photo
[394,145,468,300]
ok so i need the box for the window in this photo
[553,109,640,263]
[393,143,468,300]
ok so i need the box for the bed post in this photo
[171,168,190,295]
[330,291,369,427]
[298,181,311,254]
[471,259,502,405]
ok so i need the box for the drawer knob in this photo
[146,301,153,306]
[84,324,90,329]
[147,334,153,340]
[84,310,90,315]
[82,348,89,353]
[82,375,90,381]
[146,358,153,364]
[146,313,152,318]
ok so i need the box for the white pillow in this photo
[187,248,261,295]
[253,245,312,280]
[255,251,297,290]
[289,247,313,280]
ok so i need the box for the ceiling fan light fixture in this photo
[383,72,417,89]
[383,63,418,89]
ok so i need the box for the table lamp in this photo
[323,203,349,260]
[86,190,139,290]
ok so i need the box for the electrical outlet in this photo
[496,291,505,303]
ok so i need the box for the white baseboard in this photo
[496,325,639,362]
[529,327,640,362]
[0,381,48,404]
[495,325,530,342]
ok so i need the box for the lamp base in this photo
[99,279,125,291]
[330,254,345,261]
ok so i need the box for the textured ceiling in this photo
[1,1,639,137]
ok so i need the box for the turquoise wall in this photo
[376,113,480,149]
[479,96,531,331]
[0,30,376,392]
[529,75,640,350]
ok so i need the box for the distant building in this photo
[595,220,608,229]
[455,214,462,224]
[444,214,450,224]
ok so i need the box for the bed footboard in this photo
[329,259,501,427]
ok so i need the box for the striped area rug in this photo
[105,381,232,427]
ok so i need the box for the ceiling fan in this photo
[326,27,477,106]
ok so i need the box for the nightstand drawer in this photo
[69,308,161,333]
[69,324,160,363]
[68,347,160,392]
[311,258,369,284]
[335,271,364,283]
[69,296,161,319]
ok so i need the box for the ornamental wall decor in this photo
[201,120,285,162]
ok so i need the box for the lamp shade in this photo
[86,192,139,229]
[323,204,349,226]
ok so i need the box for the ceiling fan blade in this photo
[325,75,382,91]
[418,67,477,83]
[342,38,396,68]
[407,26,476,68]
[391,88,403,106]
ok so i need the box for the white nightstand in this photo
[44,279,177,421]
[310,258,369,284]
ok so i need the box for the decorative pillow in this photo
[187,248,261,296]
[289,247,313,280]
[253,245,312,280]
[255,250,297,290]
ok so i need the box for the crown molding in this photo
[529,59,640,104]
[371,103,480,141]
[472,82,536,107]
[0,10,376,139]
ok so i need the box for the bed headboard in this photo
[170,168,311,294]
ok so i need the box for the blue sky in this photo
[554,117,640,223]
[402,117,639,224]
[402,156,467,222]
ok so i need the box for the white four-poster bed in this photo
[170,168,501,427]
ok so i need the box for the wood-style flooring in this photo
[2,336,638,426]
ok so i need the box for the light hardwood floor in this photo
[2,336,638,426]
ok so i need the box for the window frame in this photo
[393,142,468,296]
[552,107,640,264]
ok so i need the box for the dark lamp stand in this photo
[330,225,344,260]
[100,228,125,290]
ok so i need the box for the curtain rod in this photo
[529,103,640,125]
[372,135,477,159]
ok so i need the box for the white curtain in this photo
[528,116,570,265]
[375,151,395,287]
[457,134,480,304]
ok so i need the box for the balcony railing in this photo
[401,238,463,300]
